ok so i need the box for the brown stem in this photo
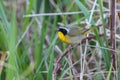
[0,52,7,74]
[110,0,116,70]
[52,45,73,80]
[81,34,104,44]
[68,54,78,80]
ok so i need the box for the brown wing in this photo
[68,26,92,36]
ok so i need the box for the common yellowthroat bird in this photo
[57,24,94,44]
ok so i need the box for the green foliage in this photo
[6,6,19,80]
[0,0,118,80]
[0,22,8,51]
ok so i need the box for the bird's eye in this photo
[58,28,68,35]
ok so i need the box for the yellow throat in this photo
[58,31,71,44]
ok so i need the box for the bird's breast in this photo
[58,32,71,44]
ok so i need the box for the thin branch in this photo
[0,51,8,74]
[110,0,116,69]
[68,54,78,80]
[53,45,73,80]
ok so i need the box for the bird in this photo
[57,23,94,44]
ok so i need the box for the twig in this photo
[23,10,120,18]
[81,34,104,43]
[68,54,78,80]
[0,51,8,74]
[110,0,116,70]
[53,45,73,80]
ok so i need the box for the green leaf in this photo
[0,22,8,51]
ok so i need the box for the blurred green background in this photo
[0,0,119,80]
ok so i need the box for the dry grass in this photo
[0,0,120,80]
